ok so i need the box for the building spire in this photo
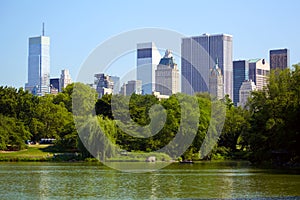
[214,57,219,69]
[164,49,172,58]
[42,22,45,36]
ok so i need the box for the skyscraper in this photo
[94,73,114,98]
[155,49,179,96]
[120,80,142,96]
[50,78,59,95]
[60,69,72,92]
[126,80,142,96]
[209,59,224,99]
[238,79,256,108]
[110,76,120,94]
[137,42,161,95]
[249,59,270,90]
[181,34,233,98]
[25,25,50,96]
[270,48,290,70]
[120,83,126,95]
[233,60,249,106]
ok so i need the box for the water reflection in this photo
[0,162,299,199]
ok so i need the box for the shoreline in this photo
[1,157,299,171]
[1,146,299,170]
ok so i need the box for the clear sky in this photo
[1,0,299,88]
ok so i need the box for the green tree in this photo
[246,65,300,164]
[219,106,250,152]
[29,95,72,141]
[95,94,113,119]
[53,83,74,112]
[72,82,98,116]
[77,116,116,160]
[0,114,30,150]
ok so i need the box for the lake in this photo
[0,161,299,199]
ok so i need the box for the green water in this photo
[0,161,299,199]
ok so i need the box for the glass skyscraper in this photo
[233,60,249,106]
[181,34,233,98]
[25,36,50,96]
[137,42,161,95]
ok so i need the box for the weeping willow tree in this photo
[77,116,117,161]
[72,82,118,161]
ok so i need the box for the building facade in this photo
[155,49,179,96]
[249,59,270,90]
[238,80,256,108]
[233,60,249,106]
[110,76,120,94]
[94,73,114,98]
[60,69,72,92]
[120,80,142,96]
[50,78,59,94]
[120,83,126,96]
[137,42,161,95]
[209,59,224,99]
[270,48,290,70]
[25,35,50,96]
[181,34,233,98]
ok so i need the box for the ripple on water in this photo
[0,162,299,199]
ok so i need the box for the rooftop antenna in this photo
[42,22,45,36]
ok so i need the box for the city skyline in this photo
[19,28,290,100]
[1,1,300,88]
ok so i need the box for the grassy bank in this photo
[0,145,247,163]
[0,145,173,162]
[0,145,55,161]
[107,152,172,162]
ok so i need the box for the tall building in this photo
[233,60,249,106]
[181,34,233,98]
[94,73,114,98]
[137,42,161,94]
[126,80,142,95]
[110,76,120,94]
[120,83,126,96]
[155,49,179,96]
[238,80,256,108]
[120,80,142,96]
[50,78,59,94]
[249,59,270,90]
[270,48,290,70]
[25,25,50,96]
[60,69,72,92]
[209,58,224,99]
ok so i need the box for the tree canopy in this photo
[0,64,299,166]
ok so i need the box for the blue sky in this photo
[1,1,299,88]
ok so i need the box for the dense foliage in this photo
[0,65,299,165]
[245,65,300,164]
[0,85,77,151]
